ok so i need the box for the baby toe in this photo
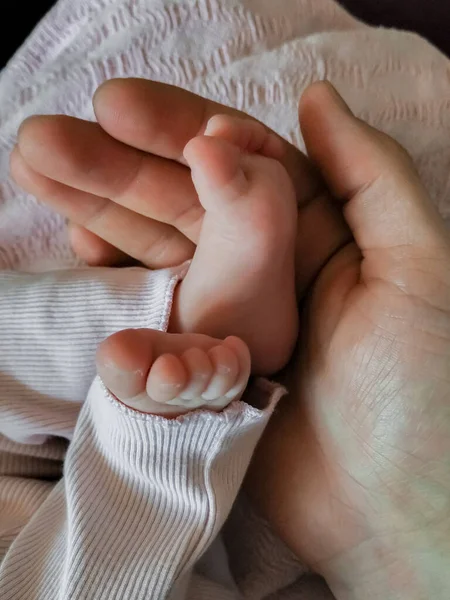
[201,343,240,401]
[96,329,153,401]
[146,354,188,403]
[204,114,282,158]
[222,336,251,399]
[178,347,213,400]
[183,136,248,207]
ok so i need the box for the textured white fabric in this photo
[0,0,449,272]
[0,0,449,598]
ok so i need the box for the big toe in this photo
[183,136,248,209]
[97,328,154,401]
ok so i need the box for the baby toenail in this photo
[192,372,209,380]
[100,359,145,378]
[158,381,183,390]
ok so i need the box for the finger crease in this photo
[78,196,111,229]
[110,152,146,203]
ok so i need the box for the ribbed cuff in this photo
[58,376,285,599]
[0,265,185,444]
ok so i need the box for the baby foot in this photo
[171,115,298,375]
[97,329,250,418]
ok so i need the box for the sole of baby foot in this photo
[96,328,251,417]
[170,115,298,376]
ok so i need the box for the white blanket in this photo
[0,0,449,272]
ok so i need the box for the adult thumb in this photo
[299,82,448,258]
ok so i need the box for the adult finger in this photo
[300,81,449,256]
[16,115,204,244]
[67,224,135,267]
[93,78,317,197]
[10,147,195,268]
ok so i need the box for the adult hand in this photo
[247,83,450,599]
[12,79,348,296]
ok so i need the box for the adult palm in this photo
[248,84,450,597]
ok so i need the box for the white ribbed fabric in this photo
[1,0,449,598]
[1,377,285,600]
[0,266,182,443]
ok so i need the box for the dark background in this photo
[1,0,449,68]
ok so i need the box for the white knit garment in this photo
[0,0,449,598]
[0,261,297,599]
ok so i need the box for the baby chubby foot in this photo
[97,328,250,417]
[171,115,298,376]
